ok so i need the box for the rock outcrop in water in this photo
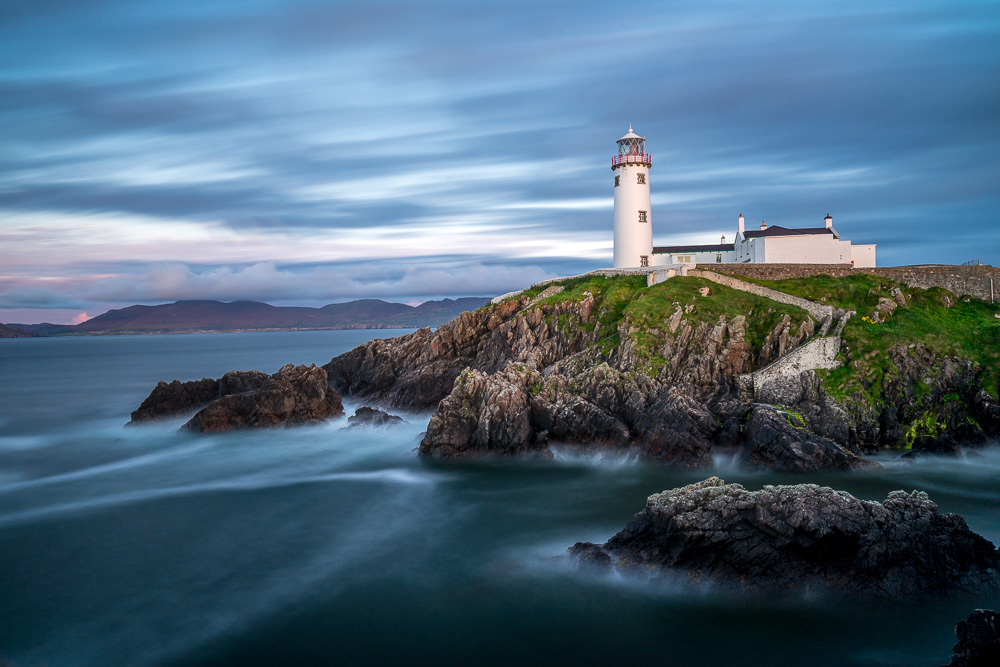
[944,609,1000,667]
[130,370,269,423]
[129,364,343,431]
[347,406,405,428]
[569,477,1000,600]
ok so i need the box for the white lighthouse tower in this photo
[612,125,653,268]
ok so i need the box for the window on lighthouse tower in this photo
[614,175,620,187]
[638,210,647,223]
[637,173,645,184]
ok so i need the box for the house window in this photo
[638,210,647,223]
[614,175,620,187]
[716,254,722,263]
[637,173,646,184]
[677,255,692,264]
[640,255,649,267]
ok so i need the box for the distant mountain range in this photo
[0,323,39,338]
[6,297,491,336]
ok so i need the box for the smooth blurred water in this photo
[1,332,998,666]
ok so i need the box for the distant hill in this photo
[0,323,38,338]
[8,297,491,336]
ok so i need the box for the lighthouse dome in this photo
[617,124,644,142]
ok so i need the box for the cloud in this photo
[77,260,559,303]
[0,287,88,310]
[1,0,999,319]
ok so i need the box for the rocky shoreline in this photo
[319,273,999,469]
[130,272,1000,470]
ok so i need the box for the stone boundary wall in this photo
[688,269,837,325]
[706,263,999,303]
[746,336,842,391]
[490,265,686,305]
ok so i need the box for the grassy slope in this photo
[511,274,811,372]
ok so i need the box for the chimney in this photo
[760,220,767,230]
[721,234,726,244]
[738,213,744,234]
[824,213,833,229]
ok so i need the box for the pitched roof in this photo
[742,225,837,239]
[653,243,735,253]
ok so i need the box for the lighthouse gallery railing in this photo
[611,153,652,168]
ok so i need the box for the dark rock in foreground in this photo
[347,406,405,428]
[183,364,343,432]
[944,609,1000,667]
[129,364,343,432]
[569,477,1000,600]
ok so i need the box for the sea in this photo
[1,330,998,666]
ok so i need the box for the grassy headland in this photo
[504,271,999,448]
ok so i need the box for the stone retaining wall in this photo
[707,263,999,303]
[746,336,842,391]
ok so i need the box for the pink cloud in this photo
[70,312,91,324]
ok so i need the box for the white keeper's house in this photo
[611,126,877,269]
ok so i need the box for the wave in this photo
[0,463,441,528]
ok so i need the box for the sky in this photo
[1,0,998,324]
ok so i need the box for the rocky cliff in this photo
[323,272,1000,468]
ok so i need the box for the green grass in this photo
[746,273,1000,445]
[744,273,895,314]
[533,274,646,344]
[624,276,811,350]
[518,274,813,373]
[752,275,1000,401]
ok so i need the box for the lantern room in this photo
[612,125,652,169]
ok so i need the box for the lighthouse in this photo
[612,125,653,268]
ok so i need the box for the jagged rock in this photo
[347,406,406,428]
[754,371,862,452]
[129,370,269,424]
[635,389,716,466]
[419,366,545,459]
[742,404,876,471]
[324,287,808,414]
[569,477,1000,600]
[973,391,1000,436]
[218,369,269,395]
[944,609,1000,667]
[905,424,990,457]
[130,377,220,423]
[183,364,343,432]
[873,296,897,323]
